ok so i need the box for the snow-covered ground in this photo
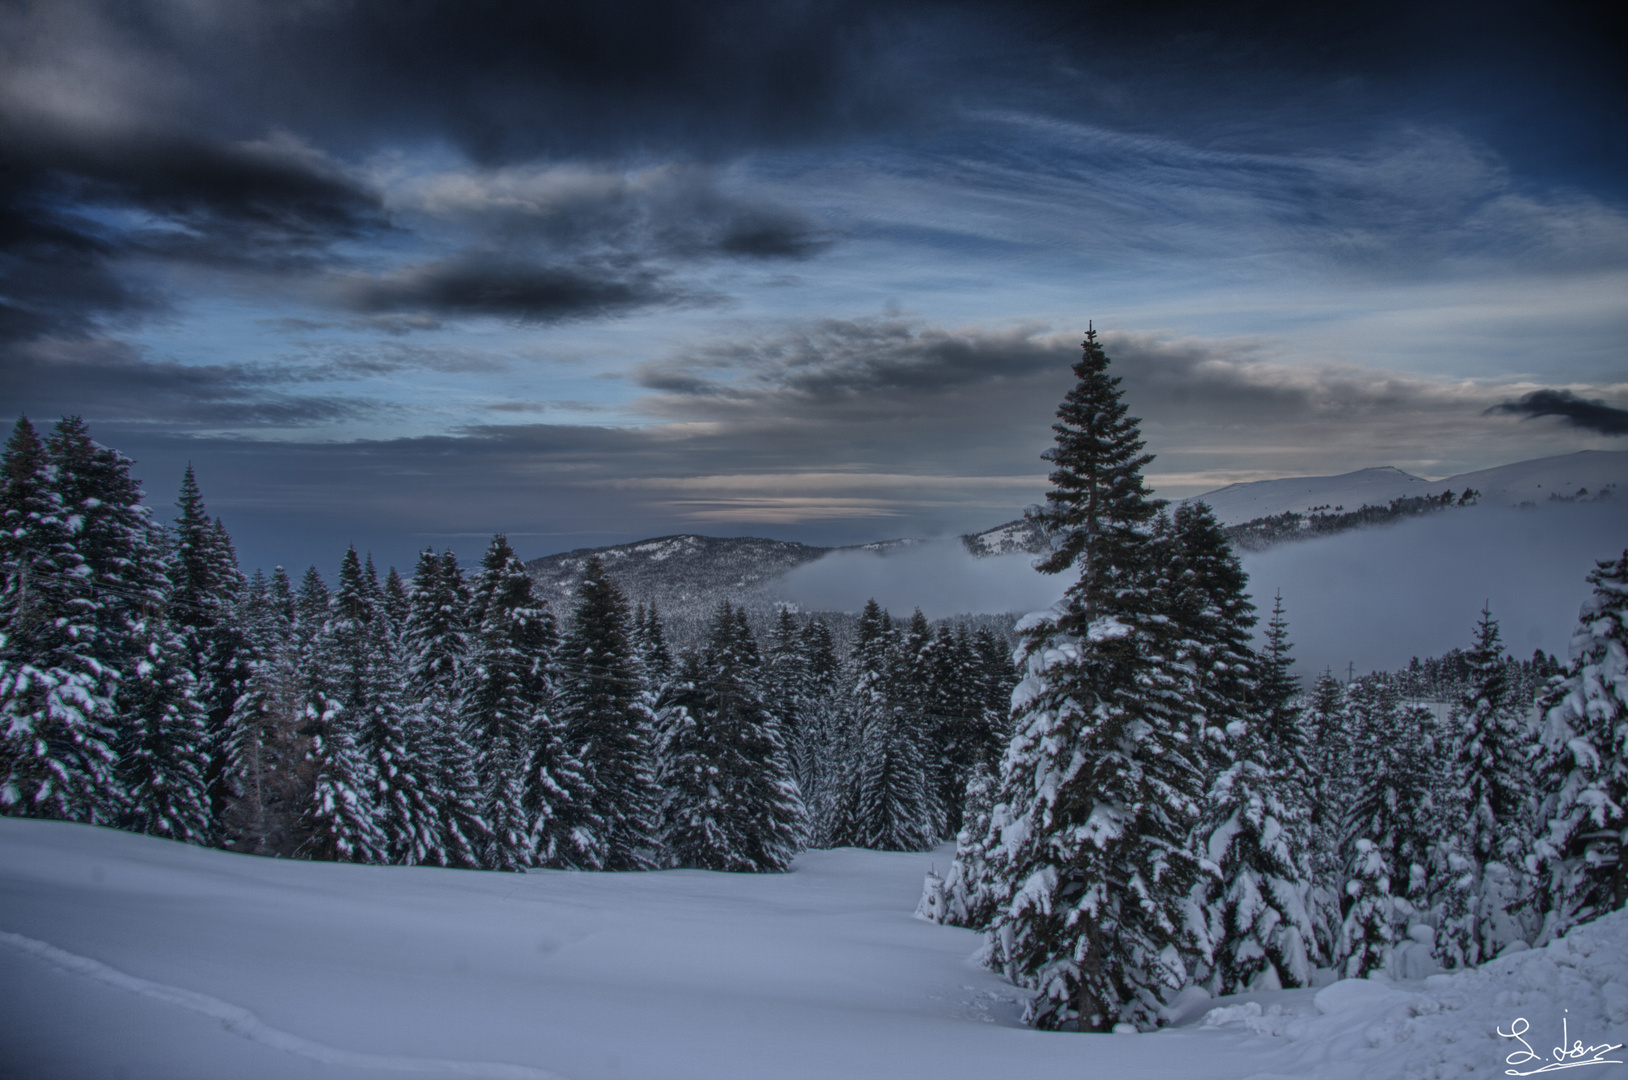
[2,817,1624,1080]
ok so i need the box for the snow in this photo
[1187,450,1627,526]
[2,817,1625,1080]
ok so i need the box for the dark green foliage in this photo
[167,467,249,832]
[0,417,120,822]
[403,549,486,868]
[300,550,385,864]
[555,555,654,870]
[977,331,1205,1031]
[660,602,804,871]
[222,567,308,856]
[466,535,565,871]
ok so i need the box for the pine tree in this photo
[1193,593,1317,993]
[633,600,674,685]
[465,535,565,871]
[923,621,994,837]
[402,549,485,868]
[942,756,1003,928]
[298,559,384,863]
[167,467,248,832]
[1339,838,1398,978]
[1533,549,1628,938]
[351,553,436,865]
[841,600,934,851]
[785,615,846,847]
[1303,668,1354,958]
[660,602,804,871]
[969,329,1205,1032]
[1442,606,1534,963]
[221,567,308,855]
[0,418,119,823]
[1165,502,1257,764]
[43,417,210,840]
[1335,679,1445,971]
[556,556,659,870]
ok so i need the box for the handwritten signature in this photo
[1497,1012,1623,1075]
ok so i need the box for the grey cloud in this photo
[1486,389,1628,437]
[636,318,1072,407]
[334,254,712,324]
[400,164,832,263]
[0,338,384,428]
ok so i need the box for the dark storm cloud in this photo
[0,114,388,350]
[1488,390,1628,436]
[636,319,1069,407]
[402,164,832,261]
[335,255,710,324]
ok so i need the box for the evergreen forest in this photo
[3,336,1624,1032]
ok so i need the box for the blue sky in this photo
[2,0,1624,574]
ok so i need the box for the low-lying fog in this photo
[777,500,1625,678]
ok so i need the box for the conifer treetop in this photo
[1027,328,1164,626]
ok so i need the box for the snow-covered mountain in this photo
[1186,450,1625,526]
[521,451,1624,647]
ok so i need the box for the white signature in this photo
[1497,1012,1624,1076]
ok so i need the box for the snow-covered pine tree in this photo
[221,567,308,855]
[1165,502,1257,766]
[970,328,1205,1032]
[632,601,674,685]
[973,625,1018,730]
[1532,549,1628,939]
[167,467,249,831]
[1441,606,1534,964]
[763,606,809,763]
[465,535,567,871]
[1192,590,1317,993]
[555,555,655,870]
[848,600,935,852]
[42,417,210,841]
[941,756,1003,929]
[298,557,384,863]
[354,553,437,865]
[923,621,993,838]
[659,602,804,871]
[1339,837,1397,977]
[1335,678,1445,971]
[889,608,942,839]
[789,615,847,847]
[402,549,485,868]
[1303,669,1354,955]
[0,417,119,823]
[939,625,1014,929]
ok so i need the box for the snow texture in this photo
[2,817,1625,1080]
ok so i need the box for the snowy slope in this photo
[1187,450,1626,525]
[4,817,1625,1080]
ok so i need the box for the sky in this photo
[2,0,1626,575]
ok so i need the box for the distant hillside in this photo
[525,534,828,638]
[523,450,1624,639]
[958,450,1625,557]
[1185,450,1624,526]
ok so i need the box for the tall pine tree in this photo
[556,556,658,870]
[660,602,804,871]
[1533,549,1628,939]
[968,329,1205,1031]
[0,418,119,823]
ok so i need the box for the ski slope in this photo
[2,817,1624,1080]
